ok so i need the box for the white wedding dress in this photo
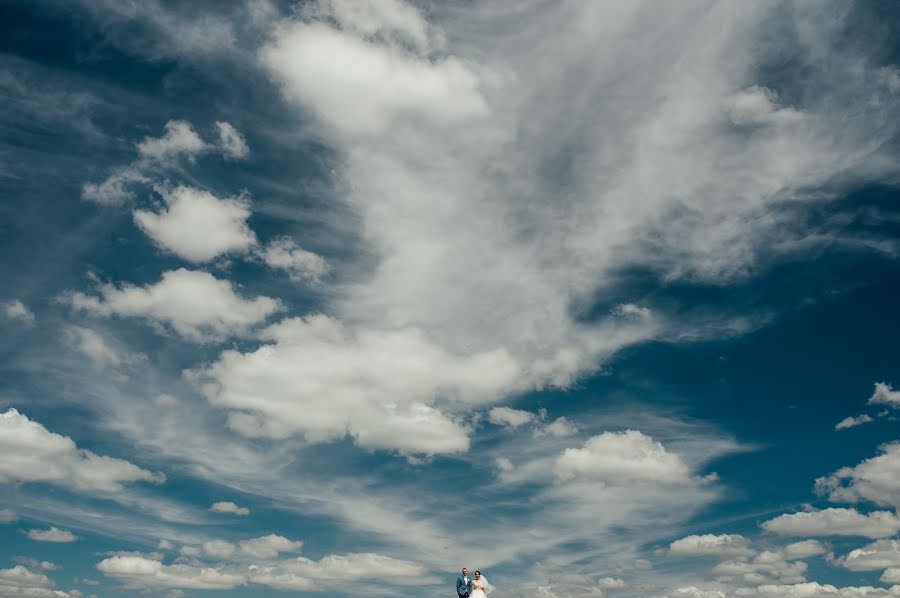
[470,576,493,597]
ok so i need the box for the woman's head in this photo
[474,571,481,578]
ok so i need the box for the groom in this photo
[456,567,471,598]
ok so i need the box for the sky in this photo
[1,0,900,597]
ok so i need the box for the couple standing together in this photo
[456,567,492,597]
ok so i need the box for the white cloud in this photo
[96,556,245,590]
[0,509,17,523]
[189,315,521,454]
[68,269,281,342]
[215,121,249,159]
[258,238,328,283]
[535,417,579,438]
[3,300,34,325]
[554,430,692,484]
[237,534,302,559]
[782,540,828,561]
[668,534,754,558]
[82,119,246,204]
[882,568,900,584]
[0,408,164,492]
[0,565,83,598]
[247,552,431,590]
[260,20,487,139]
[210,501,250,516]
[81,168,149,204]
[27,527,78,543]
[96,550,426,593]
[734,582,900,597]
[835,539,900,571]
[305,0,433,52]
[597,577,626,589]
[835,414,874,430]
[65,325,144,372]
[134,185,257,262]
[727,86,803,126]
[815,443,900,509]
[136,120,209,163]
[257,0,900,428]
[762,508,900,539]
[488,407,536,428]
[869,382,900,408]
[14,558,59,572]
[712,551,807,585]
[664,588,727,598]
[613,303,653,319]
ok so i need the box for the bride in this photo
[470,571,493,597]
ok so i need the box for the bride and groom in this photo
[456,567,493,597]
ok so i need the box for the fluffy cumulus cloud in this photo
[0,565,83,598]
[815,444,900,509]
[258,238,328,284]
[668,534,754,558]
[712,551,808,585]
[215,121,249,159]
[762,508,900,538]
[96,550,429,592]
[190,315,521,454]
[0,409,164,493]
[553,430,692,484]
[3,299,34,325]
[134,185,257,262]
[248,553,431,591]
[68,269,281,342]
[27,527,78,543]
[210,501,250,516]
[782,540,828,561]
[96,556,245,590]
[835,539,900,571]
[869,382,900,408]
[734,582,900,597]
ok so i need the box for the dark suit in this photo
[457,574,471,597]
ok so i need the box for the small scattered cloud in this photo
[488,406,536,428]
[210,501,250,516]
[215,121,249,159]
[554,430,692,484]
[82,119,249,204]
[667,533,754,558]
[0,509,17,523]
[14,557,60,571]
[762,507,900,539]
[534,416,578,438]
[835,414,873,430]
[27,527,78,543]
[67,268,281,342]
[134,185,257,263]
[868,382,900,408]
[258,238,328,284]
[3,300,34,326]
[136,120,209,163]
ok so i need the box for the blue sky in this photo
[1,1,900,597]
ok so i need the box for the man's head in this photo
[462,567,468,576]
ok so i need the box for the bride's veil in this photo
[480,575,494,594]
